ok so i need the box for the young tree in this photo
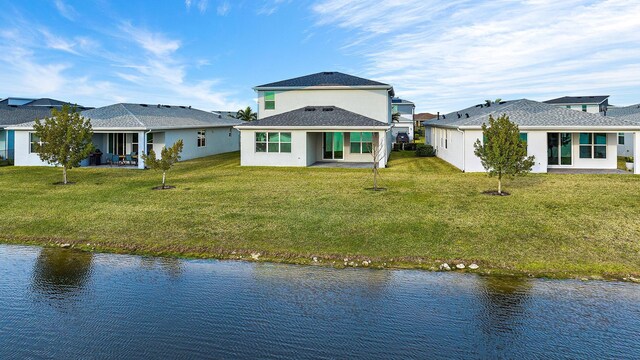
[235,106,257,121]
[473,114,535,194]
[141,139,184,189]
[365,132,386,191]
[33,104,94,184]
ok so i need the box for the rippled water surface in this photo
[1,245,639,359]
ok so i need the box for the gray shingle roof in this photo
[603,104,640,117]
[256,72,391,88]
[0,98,90,127]
[11,103,244,130]
[238,106,389,128]
[427,99,640,129]
[392,97,414,104]
[544,95,609,105]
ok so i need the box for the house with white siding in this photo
[0,98,90,162]
[425,99,640,174]
[236,72,395,167]
[8,103,243,169]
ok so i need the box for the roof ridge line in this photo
[120,103,145,127]
[461,99,522,125]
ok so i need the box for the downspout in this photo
[457,127,465,172]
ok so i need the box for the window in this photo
[566,106,571,109]
[582,105,587,112]
[197,129,206,147]
[147,133,154,154]
[519,133,528,143]
[579,133,607,159]
[350,132,373,153]
[228,127,232,137]
[264,91,275,110]
[392,105,398,113]
[29,133,41,153]
[256,132,291,153]
[445,130,448,149]
[132,133,139,153]
[618,133,625,145]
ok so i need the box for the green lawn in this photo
[1,151,639,279]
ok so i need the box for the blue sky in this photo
[1,0,640,113]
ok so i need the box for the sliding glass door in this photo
[547,133,572,165]
[323,132,344,160]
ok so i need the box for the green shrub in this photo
[625,156,634,163]
[416,144,436,157]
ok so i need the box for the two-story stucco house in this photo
[543,95,609,113]
[391,97,416,141]
[235,72,395,167]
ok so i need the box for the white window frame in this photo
[197,129,206,148]
[29,132,42,154]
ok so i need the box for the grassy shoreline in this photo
[1,151,639,281]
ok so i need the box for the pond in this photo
[1,244,639,359]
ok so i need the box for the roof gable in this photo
[237,106,388,128]
[255,71,391,89]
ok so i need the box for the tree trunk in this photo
[498,176,502,194]
[63,166,67,185]
[162,171,166,189]
[373,163,378,190]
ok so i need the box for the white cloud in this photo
[312,0,640,111]
[53,0,78,21]
[217,1,230,16]
[119,22,181,57]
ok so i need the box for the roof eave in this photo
[235,125,391,130]
[253,85,393,91]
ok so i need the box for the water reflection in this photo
[31,248,93,300]
[139,256,183,278]
[475,275,533,353]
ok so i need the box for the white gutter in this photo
[234,125,391,130]
[457,127,465,172]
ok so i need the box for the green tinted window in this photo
[594,146,606,158]
[350,132,373,154]
[579,146,591,158]
[579,133,592,144]
[582,105,587,112]
[519,133,528,143]
[594,133,607,144]
[268,132,280,142]
[257,132,291,153]
[264,92,275,110]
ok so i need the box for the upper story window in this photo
[566,105,571,109]
[197,129,206,147]
[264,91,275,110]
[392,105,398,113]
[581,105,587,112]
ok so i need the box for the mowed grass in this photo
[1,151,639,278]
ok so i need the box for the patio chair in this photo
[111,154,121,166]
[125,152,137,165]
[103,153,113,165]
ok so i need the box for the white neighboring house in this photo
[602,104,640,157]
[543,95,609,114]
[9,103,243,169]
[391,97,416,141]
[424,99,640,174]
[235,71,394,167]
